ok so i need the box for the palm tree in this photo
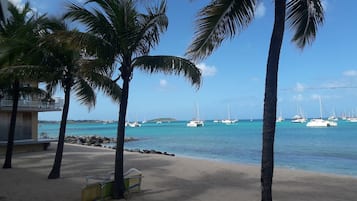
[186,1,324,201]
[41,21,122,179]
[64,0,201,198]
[0,2,51,169]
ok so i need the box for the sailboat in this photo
[221,105,238,125]
[327,109,338,121]
[276,111,284,122]
[306,96,337,127]
[187,103,204,127]
[291,105,307,123]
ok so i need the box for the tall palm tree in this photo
[41,21,122,179]
[186,1,324,200]
[64,0,201,198]
[0,2,51,169]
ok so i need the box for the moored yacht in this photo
[186,120,204,127]
[221,104,238,125]
[306,96,337,127]
[128,121,141,127]
[187,103,204,127]
[291,114,307,123]
[276,112,284,122]
[221,119,238,124]
[306,118,337,127]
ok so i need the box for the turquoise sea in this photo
[39,120,357,177]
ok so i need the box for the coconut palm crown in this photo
[186,1,324,201]
[64,0,201,198]
[0,2,56,169]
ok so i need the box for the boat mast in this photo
[319,96,323,119]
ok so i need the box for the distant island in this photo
[39,118,177,124]
[146,118,176,123]
[38,120,115,124]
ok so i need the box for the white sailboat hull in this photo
[306,119,337,127]
[187,120,204,127]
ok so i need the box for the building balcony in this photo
[0,98,63,112]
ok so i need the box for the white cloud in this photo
[255,2,266,18]
[343,70,357,77]
[196,63,217,77]
[159,79,168,87]
[294,82,305,92]
[321,81,347,89]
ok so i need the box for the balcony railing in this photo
[0,99,63,111]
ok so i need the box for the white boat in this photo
[347,117,357,122]
[291,115,307,123]
[276,111,284,122]
[328,110,338,121]
[306,119,337,127]
[327,115,338,121]
[187,120,204,127]
[221,119,238,124]
[306,96,337,127]
[128,121,141,127]
[291,105,307,123]
[187,103,204,127]
[221,105,238,125]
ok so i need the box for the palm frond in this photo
[0,65,44,81]
[286,0,324,48]
[134,55,201,88]
[86,71,122,103]
[64,1,118,63]
[133,0,168,56]
[73,78,96,109]
[186,0,256,61]
[45,80,59,97]
[19,86,47,99]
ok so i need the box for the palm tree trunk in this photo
[261,1,286,201]
[3,80,20,169]
[48,84,71,179]
[113,72,130,199]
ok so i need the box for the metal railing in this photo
[0,99,63,110]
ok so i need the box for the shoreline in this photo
[63,142,357,179]
[52,139,357,178]
[38,121,357,178]
[1,143,357,201]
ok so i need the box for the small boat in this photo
[186,120,204,127]
[276,112,284,122]
[187,103,204,127]
[291,115,307,123]
[221,105,238,125]
[128,121,141,127]
[328,110,338,121]
[327,115,338,121]
[347,117,357,122]
[291,105,307,123]
[306,96,337,127]
[221,119,238,124]
[306,119,337,127]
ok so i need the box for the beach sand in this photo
[1,143,357,201]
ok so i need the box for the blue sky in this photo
[10,0,357,121]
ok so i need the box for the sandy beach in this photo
[1,143,357,201]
